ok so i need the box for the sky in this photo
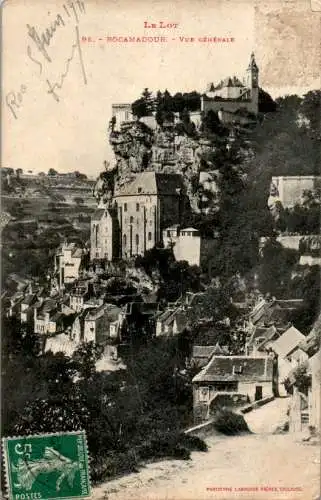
[2,0,320,179]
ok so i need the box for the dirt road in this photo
[92,398,320,500]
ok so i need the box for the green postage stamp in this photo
[2,431,91,500]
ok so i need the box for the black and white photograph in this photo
[2,1,320,499]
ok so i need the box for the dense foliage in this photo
[2,317,204,484]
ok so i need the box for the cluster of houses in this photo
[191,296,320,431]
[5,256,320,434]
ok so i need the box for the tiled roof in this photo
[247,325,277,348]
[271,326,306,358]
[193,355,273,383]
[157,307,178,323]
[39,299,57,313]
[250,298,302,328]
[192,345,216,359]
[72,248,83,258]
[92,208,114,221]
[206,76,245,92]
[50,312,64,323]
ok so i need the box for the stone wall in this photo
[271,176,321,208]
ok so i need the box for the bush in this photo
[90,451,139,484]
[213,409,251,435]
[178,433,208,452]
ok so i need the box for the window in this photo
[136,203,140,212]
[135,234,139,246]
[130,216,134,224]
[199,387,210,402]
[123,234,127,247]
[167,230,171,237]
[124,203,127,212]
[138,187,142,193]
[148,232,152,241]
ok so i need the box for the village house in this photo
[90,206,119,261]
[54,242,84,288]
[245,325,278,357]
[82,304,121,344]
[191,344,228,369]
[307,348,321,431]
[34,299,64,335]
[192,355,275,423]
[270,326,307,365]
[155,306,187,337]
[20,293,40,324]
[247,297,304,334]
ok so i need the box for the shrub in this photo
[91,451,139,484]
[178,433,208,452]
[213,409,251,435]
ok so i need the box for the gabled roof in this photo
[271,326,306,358]
[247,325,278,348]
[157,307,178,323]
[92,208,114,221]
[298,334,319,357]
[192,345,216,359]
[249,298,302,328]
[206,76,245,92]
[175,311,187,331]
[192,355,273,383]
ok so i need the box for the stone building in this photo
[90,206,119,261]
[268,175,321,209]
[114,172,185,259]
[111,103,133,131]
[162,225,216,267]
[192,355,274,423]
[201,52,259,120]
[54,242,84,288]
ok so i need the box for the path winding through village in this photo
[92,397,320,500]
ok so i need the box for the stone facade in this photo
[163,226,216,267]
[269,176,321,208]
[114,172,185,259]
[201,53,259,121]
[54,243,83,288]
[192,355,274,423]
[111,103,133,131]
[90,207,119,261]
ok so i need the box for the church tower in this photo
[246,52,259,113]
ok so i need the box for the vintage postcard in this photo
[1,0,320,499]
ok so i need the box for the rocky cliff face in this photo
[94,118,225,216]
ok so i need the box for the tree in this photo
[72,342,104,380]
[48,168,58,176]
[132,88,154,118]
[200,109,222,135]
[258,238,299,296]
[74,171,88,180]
